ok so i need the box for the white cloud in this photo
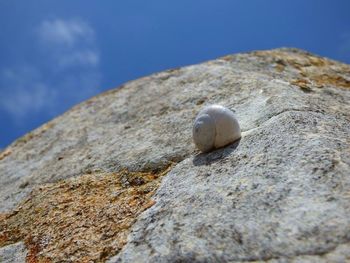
[58,50,100,68]
[38,19,94,47]
[0,18,101,124]
[38,18,100,69]
[0,67,54,121]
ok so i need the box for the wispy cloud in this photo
[38,19,94,47]
[38,18,100,69]
[0,67,54,121]
[0,18,101,124]
[58,50,100,68]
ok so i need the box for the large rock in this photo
[1,48,350,262]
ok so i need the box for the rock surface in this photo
[1,48,350,262]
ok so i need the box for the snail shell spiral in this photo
[193,105,241,152]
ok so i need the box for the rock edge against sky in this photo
[1,48,350,262]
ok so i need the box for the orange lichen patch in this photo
[275,62,286,72]
[253,50,350,89]
[312,74,350,88]
[219,55,235,62]
[26,236,51,263]
[0,167,171,262]
[307,56,328,67]
[0,149,12,161]
[291,79,312,92]
[253,50,335,70]
[291,74,350,90]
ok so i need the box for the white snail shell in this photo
[193,105,241,152]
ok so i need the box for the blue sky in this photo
[1,1,350,148]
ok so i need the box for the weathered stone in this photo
[0,169,170,262]
[1,48,350,262]
[0,242,27,263]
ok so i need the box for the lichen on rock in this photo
[0,167,171,262]
[1,48,350,262]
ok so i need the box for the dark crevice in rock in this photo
[242,108,330,133]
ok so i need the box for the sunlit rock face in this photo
[1,48,350,262]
